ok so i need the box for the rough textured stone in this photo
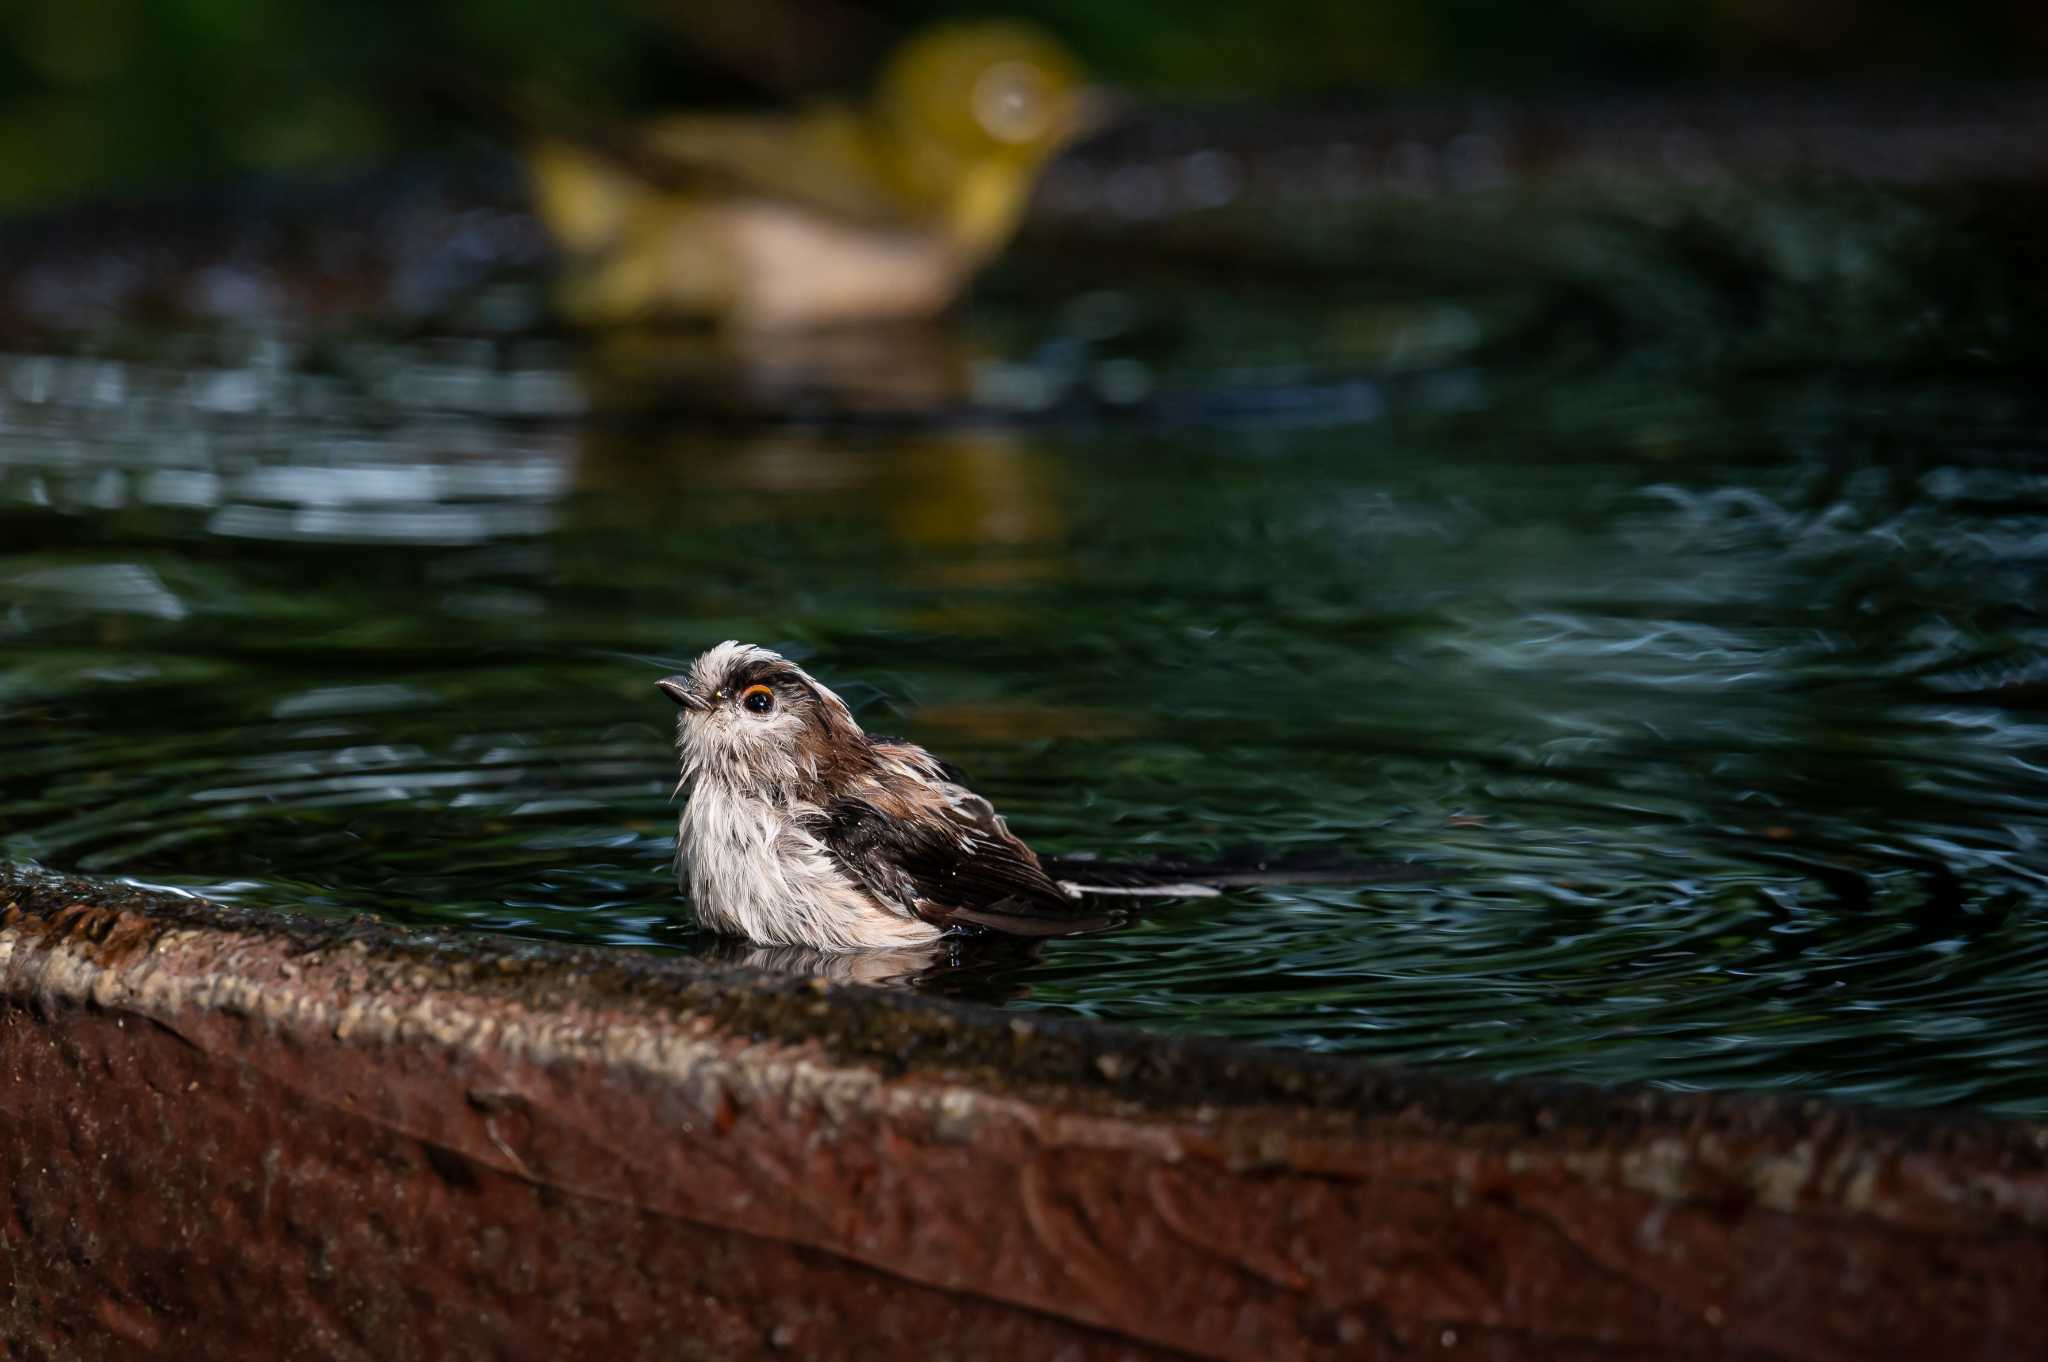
[1,864,2044,1361]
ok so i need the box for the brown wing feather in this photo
[819,740,1105,934]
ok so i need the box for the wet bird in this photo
[659,642,1395,951]
[528,21,1100,330]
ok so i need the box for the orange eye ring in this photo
[739,684,776,715]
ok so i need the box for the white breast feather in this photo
[679,778,942,951]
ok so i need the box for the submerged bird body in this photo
[529,22,1095,329]
[663,642,1091,950]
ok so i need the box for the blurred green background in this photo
[3,0,2045,211]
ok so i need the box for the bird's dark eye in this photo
[740,684,775,715]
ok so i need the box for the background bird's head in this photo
[659,642,862,790]
[869,20,1100,256]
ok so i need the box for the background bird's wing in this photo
[661,110,912,221]
[567,109,911,225]
[525,107,919,271]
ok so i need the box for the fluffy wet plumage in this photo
[663,642,1105,950]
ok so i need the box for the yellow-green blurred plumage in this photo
[528,21,1094,330]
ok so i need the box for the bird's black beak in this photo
[658,676,707,711]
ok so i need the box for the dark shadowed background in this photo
[4,0,2046,209]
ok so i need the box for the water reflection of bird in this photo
[527,21,1101,330]
[691,931,1052,1002]
[570,421,1071,587]
[693,935,953,987]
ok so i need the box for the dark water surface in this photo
[3,176,2046,1113]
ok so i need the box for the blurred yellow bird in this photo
[527,21,1099,331]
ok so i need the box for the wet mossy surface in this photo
[6,860,2046,1171]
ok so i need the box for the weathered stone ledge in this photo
[2,863,2042,1361]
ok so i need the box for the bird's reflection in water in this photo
[690,930,1050,1003]
[572,395,1072,592]
[576,322,981,417]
